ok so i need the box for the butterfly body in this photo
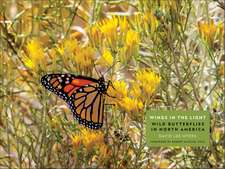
[41,74,109,129]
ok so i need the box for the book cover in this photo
[0,0,224,168]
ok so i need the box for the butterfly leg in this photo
[105,92,116,98]
[105,81,116,98]
[107,80,115,90]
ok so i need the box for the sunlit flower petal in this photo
[198,20,224,46]
[96,48,114,67]
[119,97,143,113]
[120,29,140,64]
[135,69,161,98]
[81,128,104,150]
[25,38,45,71]
[109,80,128,99]
[74,46,95,74]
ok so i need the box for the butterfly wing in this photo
[68,85,105,129]
[41,74,105,129]
[41,74,98,102]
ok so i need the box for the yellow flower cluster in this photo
[120,29,140,64]
[109,80,144,115]
[108,69,160,115]
[108,80,133,113]
[143,11,159,34]
[89,16,139,65]
[131,11,159,35]
[24,38,46,71]
[71,128,104,150]
[119,97,144,113]
[98,16,119,50]
[57,38,95,73]
[57,39,78,56]
[89,26,104,48]
[130,83,141,98]
[74,46,95,74]
[108,80,128,99]
[90,16,129,49]
[24,37,96,74]
[198,20,224,45]
[135,69,161,99]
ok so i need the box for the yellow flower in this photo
[126,29,139,47]
[63,39,78,54]
[130,13,142,31]
[70,128,104,151]
[57,47,64,56]
[118,16,129,33]
[89,16,129,51]
[130,12,158,35]
[57,39,78,66]
[198,20,224,45]
[81,128,104,150]
[27,38,44,60]
[99,16,118,36]
[53,38,80,68]
[108,80,128,100]
[119,97,143,113]
[89,25,103,48]
[96,48,114,67]
[71,134,81,149]
[120,29,140,64]
[24,38,45,70]
[99,16,118,49]
[135,69,161,98]
[143,11,159,34]
[23,55,35,69]
[130,82,141,99]
[74,46,95,73]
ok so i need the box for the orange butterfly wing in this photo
[41,74,105,129]
[68,84,105,129]
[41,74,98,101]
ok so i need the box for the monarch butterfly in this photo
[41,74,113,130]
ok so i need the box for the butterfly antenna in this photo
[94,63,103,78]
[102,60,120,76]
